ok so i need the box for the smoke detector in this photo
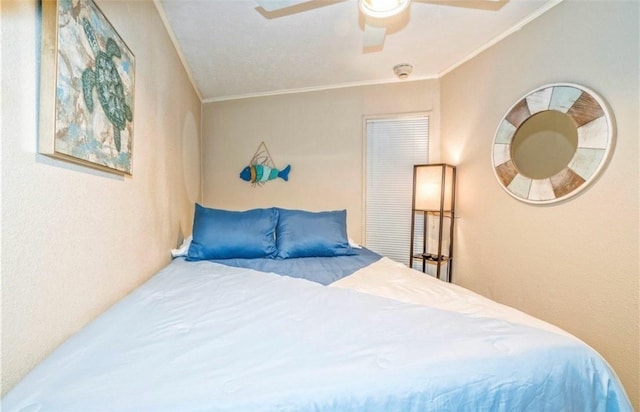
[393,63,413,80]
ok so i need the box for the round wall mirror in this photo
[491,83,614,204]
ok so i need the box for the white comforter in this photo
[332,257,571,337]
[3,258,632,411]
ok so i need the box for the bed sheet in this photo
[207,246,381,285]
[3,259,632,412]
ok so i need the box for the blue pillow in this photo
[275,209,355,259]
[187,205,278,260]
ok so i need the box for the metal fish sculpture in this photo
[240,164,291,185]
[240,141,290,186]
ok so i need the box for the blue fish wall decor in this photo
[240,141,291,186]
[240,164,291,184]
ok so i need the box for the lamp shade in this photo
[413,164,455,212]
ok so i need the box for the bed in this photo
[3,206,632,412]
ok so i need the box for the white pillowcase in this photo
[171,236,192,258]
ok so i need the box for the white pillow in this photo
[348,238,362,249]
[171,235,192,258]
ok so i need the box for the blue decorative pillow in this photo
[187,204,278,260]
[275,209,355,259]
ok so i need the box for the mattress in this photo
[3,257,632,411]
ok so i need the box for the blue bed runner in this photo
[209,247,381,285]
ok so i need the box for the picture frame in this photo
[40,0,135,175]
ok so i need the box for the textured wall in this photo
[201,81,441,243]
[440,1,639,408]
[1,0,201,394]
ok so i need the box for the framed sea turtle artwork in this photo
[39,0,135,175]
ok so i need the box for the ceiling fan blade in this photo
[363,21,387,48]
[255,0,311,12]
[413,0,507,11]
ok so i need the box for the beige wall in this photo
[202,81,441,242]
[1,0,201,394]
[441,0,639,408]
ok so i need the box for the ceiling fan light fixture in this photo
[359,0,411,19]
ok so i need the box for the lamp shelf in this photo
[409,163,456,282]
[412,253,451,264]
[416,210,454,218]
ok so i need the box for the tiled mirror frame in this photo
[491,83,615,205]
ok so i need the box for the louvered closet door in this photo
[365,115,429,266]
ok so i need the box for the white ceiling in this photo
[156,0,561,102]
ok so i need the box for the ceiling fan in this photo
[255,0,504,50]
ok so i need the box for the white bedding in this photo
[331,257,571,337]
[3,258,632,411]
